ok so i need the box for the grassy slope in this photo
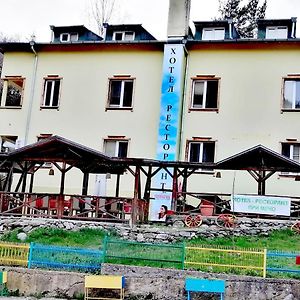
[1,227,299,251]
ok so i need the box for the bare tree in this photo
[0,33,20,91]
[88,0,118,36]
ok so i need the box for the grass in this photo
[186,229,300,252]
[0,227,299,279]
[0,227,107,248]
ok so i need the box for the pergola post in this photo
[115,174,120,197]
[131,166,140,226]
[171,167,178,211]
[57,162,67,218]
[82,172,89,196]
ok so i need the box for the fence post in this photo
[263,248,267,278]
[102,235,108,263]
[181,242,186,270]
[28,242,34,269]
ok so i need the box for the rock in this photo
[17,232,27,241]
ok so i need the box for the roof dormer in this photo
[257,18,297,39]
[193,20,240,41]
[50,25,102,43]
[103,24,156,41]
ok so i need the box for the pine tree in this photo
[218,0,267,38]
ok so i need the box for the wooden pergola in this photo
[1,137,300,222]
[216,145,300,195]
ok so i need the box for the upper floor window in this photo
[60,33,78,42]
[266,26,288,39]
[104,138,128,158]
[191,78,219,110]
[0,135,17,153]
[187,140,215,164]
[112,31,135,41]
[107,78,134,109]
[202,28,225,40]
[282,78,300,110]
[0,77,24,108]
[41,77,62,109]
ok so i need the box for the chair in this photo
[85,275,125,300]
[185,278,225,300]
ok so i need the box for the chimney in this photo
[167,0,191,40]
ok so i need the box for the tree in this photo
[0,33,20,91]
[88,0,118,36]
[218,0,267,38]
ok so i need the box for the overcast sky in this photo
[0,0,299,42]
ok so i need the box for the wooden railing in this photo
[0,192,148,223]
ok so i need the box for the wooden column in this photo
[115,174,120,197]
[82,172,89,196]
[143,166,152,200]
[171,167,178,211]
[131,166,140,226]
[58,162,66,218]
[29,173,34,193]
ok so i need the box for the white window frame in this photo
[60,33,79,42]
[41,77,62,108]
[266,26,288,39]
[281,142,300,176]
[0,135,18,153]
[191,78,219,110]
[60,33,70,42]
[107,78,134,109]
[187,141,215,163]
[0,77,25,108]
[103,139,129,158]
[282,79,300,110]
[202,27,225,40]
[112,31,135,41]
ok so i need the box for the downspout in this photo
[24,41,38,145]
[228,19,233,39]
[291,17,297,38]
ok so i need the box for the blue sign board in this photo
[149,44,186,221]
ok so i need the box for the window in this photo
[191,78,219,109]
[202,28,225,40]
[104,139,128,158]
[266,26,288,39]
[42,77,61,108]
[282,143,300,162]
[108,78,134,109]
[112,31,135,41]
[60,33,78,42]
[0,136,17,153]
[282,78,300,110]
[187,141,215,163]
[0,77,24,107]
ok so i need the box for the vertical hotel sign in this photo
[149,44,186,221]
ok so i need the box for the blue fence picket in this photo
[267,250,300,275]
[29,243,103,272]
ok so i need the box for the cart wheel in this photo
[194,214,203,227]
[184,215,202,227]
[216,214,237,228]
[291,221,300,234]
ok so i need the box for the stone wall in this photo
[0,216,295,243]
[101,264,300,300]
[3,264,299,300]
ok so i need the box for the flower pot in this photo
[200,201,214,216]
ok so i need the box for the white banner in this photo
[231,195,291,216]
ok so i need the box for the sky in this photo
[0,0,299,42]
